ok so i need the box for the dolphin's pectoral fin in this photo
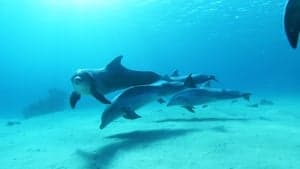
[157,98,166,104]
[70,91,81,109]
[90,87,111,104]
[122,107,141,120]
[202,104,208,108]
[182,105,195,113]
[123,113,141,120]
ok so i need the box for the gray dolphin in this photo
[99,75,196,129]
[165,70,217,86]
[167,88,251,113]
[70,56,162,108]
[284,0,300,49]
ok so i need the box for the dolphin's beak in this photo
[100,121,108,130]
[99,124,105,130]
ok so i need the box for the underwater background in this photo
[0,0,299,115]
[1,1,300,169]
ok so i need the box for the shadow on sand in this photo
[77,129,198,169]
[155,117,251,123]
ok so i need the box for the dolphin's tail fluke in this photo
[242,93,251,101]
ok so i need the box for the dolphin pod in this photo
[70,55,253,129]
[70,56,214,108]
[65,1,300,129]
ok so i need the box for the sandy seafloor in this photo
[1,94,300,169]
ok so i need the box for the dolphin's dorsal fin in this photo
[171,69,179,77]
[184,74,196,88]
[105,55,125,71]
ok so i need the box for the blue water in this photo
[0,0,299,115]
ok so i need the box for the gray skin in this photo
[166,69,217,86]
[168,74,217,85]
[284,0,300,49]
[167,88,251,113]
[100,76,195,129]
[70,55,162,108]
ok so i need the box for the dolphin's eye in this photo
[74,76,82,84]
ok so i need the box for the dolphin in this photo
[165,70,217,86]
[70,56,163,108]
[99,75,196,129]
[284,0,300,49]
[167,88,251,113]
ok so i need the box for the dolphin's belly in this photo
[190,96,217,105]
[192,91,240,105]
[118,92,159,110]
